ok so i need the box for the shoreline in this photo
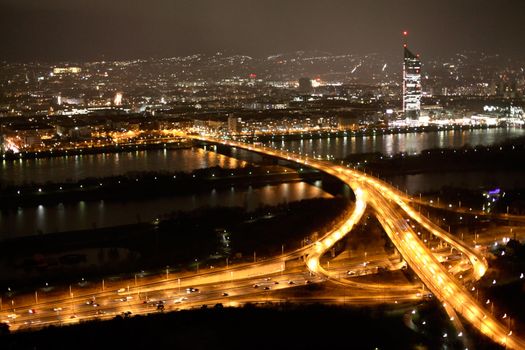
[245,124,519,142]
[1,124,521,161]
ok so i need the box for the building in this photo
[402,34,422,120]
[298,77,313,93]
[52,67,81,74]
[227,115,242,134]
[1,123,55,151]
[56,121,92,139]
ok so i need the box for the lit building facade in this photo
[403,45,422,119]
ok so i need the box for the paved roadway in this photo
[3,260,420,331]
[196,136,524,349]
[410,197,525,224]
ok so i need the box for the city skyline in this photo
[2,2,525,349]
[2,0,525,62]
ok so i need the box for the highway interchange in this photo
[2,134,525,349]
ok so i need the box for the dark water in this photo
[2,128,524,238]
[0,148,248,186]
[0,181,330,238]
[2,128,524,187]
[267,127,525,158]
[389,170,525,195]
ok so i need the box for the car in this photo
[288,280,295,285]
[274,281,279,285]
[92,303,99,307]
[117,288,126,293]
[264,277,271,281]
[53,307,63,312]
[70,315,77,319]
[222,292,229,296]
[96,310,106,315]
[174,297,188,304]
[186,287,199,293]
[263,286,271,290]
[347,270,356,276]
[28,309,36,314]
[305,280,311,284]
[253,284,259,288]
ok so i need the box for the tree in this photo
[0,322,10,336]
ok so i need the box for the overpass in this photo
[195,135,524,349]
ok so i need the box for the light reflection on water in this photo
[2,128,525,238]
[0,182,331,238]
[0,148,248,186]
[270,128,525,158]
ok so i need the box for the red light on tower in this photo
[403,30,408,36]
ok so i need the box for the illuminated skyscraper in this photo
[114,92,123,106]
[402,32,421,119]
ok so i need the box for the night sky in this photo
[1,0,525,62]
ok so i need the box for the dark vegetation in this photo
[342,137,525,214]
[0,165,322,209]
[348,139,525,176]
[0,197,349,289]
[477,240,525,337]
[0,302,499,350]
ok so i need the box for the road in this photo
[3,262,420,331]
[194,136,524,349]
[3,134,524,348]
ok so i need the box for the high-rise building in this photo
[114,92,123,106]
[298,77,313,93]
[228,115,242,134]
[402,32,422,120]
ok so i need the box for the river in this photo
[2,127,524,238]
[0,181,330,238]
[0,148,248,186]
[267,127,525,158]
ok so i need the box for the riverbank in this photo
[349,138,525,177]
[0,139,191,161]
[0,165,329,209]
[248,124,513,143]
